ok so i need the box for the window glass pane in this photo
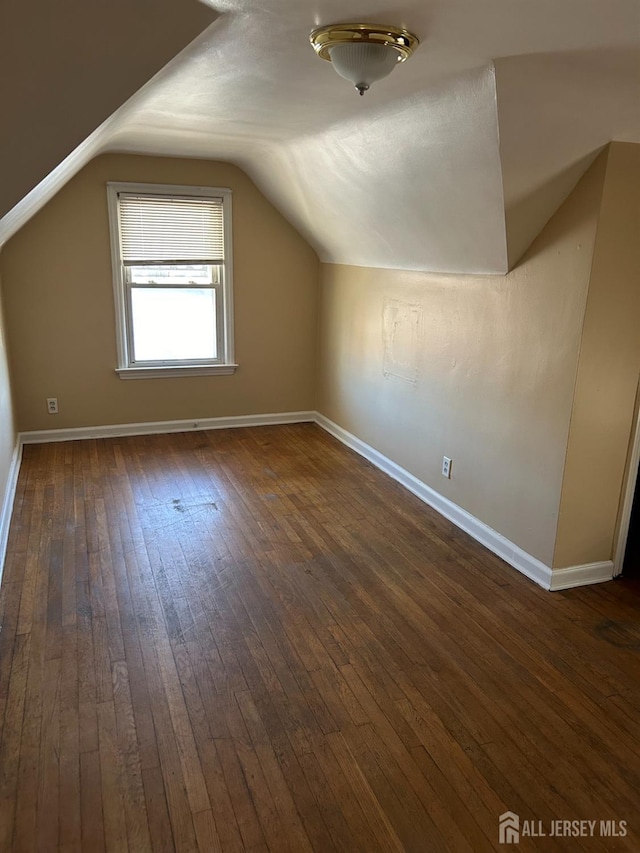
[131,288,217,362]
[128,264,215,285]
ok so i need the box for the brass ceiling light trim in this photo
[309,23,419,62]
[310,23,419,95]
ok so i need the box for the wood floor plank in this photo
[59,703,81,852]
[171,641,244,852]
[325,730,406,853]
[36,657,62,852]
[97,700,129,852]
[0,631,30,849]
[0,580,21,736]
[309,730,385,853]
[133,629,200,852]
[232,732,287,852]
[141,765,176,853]
[80,750,106,853]
[214,736,267,851]
[192,808,223,853]
[235,690,314,853]
[111,660,153,852]
[1,425,639,851]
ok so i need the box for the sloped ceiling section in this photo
[496,48,640,267]
[1,0,639,273]
[0,0,217,220]
[238,68,507,273]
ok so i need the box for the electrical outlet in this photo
[442,456,452,478]
[46,397,58,414]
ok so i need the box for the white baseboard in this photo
[20,410,316,444]
[315,413,613,592]
[548,561,614,591]
[0,440,22,587]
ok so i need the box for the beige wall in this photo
[0,154,319,430]
[317,152,610,566]
[0,280,17,554]
[0,282,16,456]
[554,143,640,566]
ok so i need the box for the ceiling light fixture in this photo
[310,23,419,96]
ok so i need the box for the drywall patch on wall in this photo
[383,298,423,385]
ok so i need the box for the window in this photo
[107,182,236,378]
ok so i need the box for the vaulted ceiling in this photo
[1,0,638,273]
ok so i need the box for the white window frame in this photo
[107,181,237,379]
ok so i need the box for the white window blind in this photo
[118,194,225,264]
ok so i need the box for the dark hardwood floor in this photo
[0,423,638,851]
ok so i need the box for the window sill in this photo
[116,364,239,380]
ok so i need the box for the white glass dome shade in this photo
[328,42,401,95]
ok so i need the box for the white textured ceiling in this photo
[2,0,639,272]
